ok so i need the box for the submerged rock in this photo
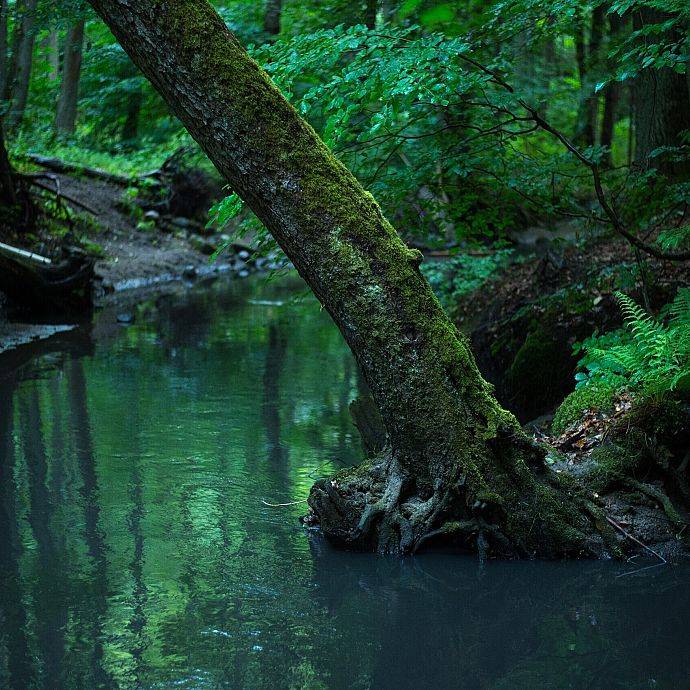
[182,265,198,280]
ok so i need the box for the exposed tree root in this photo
[307,397,690,560]
[307,443,620,559]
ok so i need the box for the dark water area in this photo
[0,274,688,690]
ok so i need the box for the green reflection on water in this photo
[1,273,689,690]
[1,275,362,689]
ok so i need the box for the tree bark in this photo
[0,0,8,99]
[0,116,17,206]
[86,0,609,558]
[3,0,22,102]
[55,21,85,135]
[121,84,143,142]
[44,30,59,81]
[600,13,624,166]
[6,0,38,130]
[574,5,605,147]
[263,0,281,36]
[633,9,690,176]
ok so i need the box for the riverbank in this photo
[0,161,281,355]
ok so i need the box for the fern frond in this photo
[574,292,690,398]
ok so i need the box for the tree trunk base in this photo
[0,250,94,316]
[307,444,617,559]
[306,401,690,561]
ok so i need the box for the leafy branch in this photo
[456,52,690,261]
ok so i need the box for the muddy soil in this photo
[451,237,689,422]
[0,171,258,354]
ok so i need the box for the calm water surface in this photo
[0,274,688,690]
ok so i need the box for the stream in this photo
[0,273,688,690]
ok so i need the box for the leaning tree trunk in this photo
[633,9,690,176]
[87,0,609,558]
[55,21,85,136]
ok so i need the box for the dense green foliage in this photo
[2,0,688,248]
[0,0,689,425]
[421,250,514,310]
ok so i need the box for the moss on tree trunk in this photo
[86,0,624,558]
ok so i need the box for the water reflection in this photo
[68,358,114,689]
[262,321,288,467]
[0,274,688,690]
[0,374,35,690]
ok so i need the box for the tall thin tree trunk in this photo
[55,20,85,136]
[4,0,24,102]
[0,0,8,99]
[574,5,605,147]
[0,116,17,206]
[86,0,607,558]
[543,38,557,78]
[381,0,396,23]
[121,85,143,142]
[600,13,624,166]
[263,0,281,36]
[6,0,38,130]
[600,82,619,165]
[585,4,605,144]
[633,8,690,175]
[573,11,589,144]
[365,0,377,30]
[46,30,59,81]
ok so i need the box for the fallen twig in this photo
[605,515,667,565]
[261,499,307,507]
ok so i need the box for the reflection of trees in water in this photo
[19,384,69,688]
[67,359,114,689]
[262,321,288,466]
[48,378,66,507]
[126,462,148,688]
[0,375,35,690]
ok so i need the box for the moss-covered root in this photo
[307,443,612,559]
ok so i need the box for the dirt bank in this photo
[446,236,689,422]
[0,167,273,355]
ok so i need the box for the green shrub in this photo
[582,290,690,394]
[421,250,513,310]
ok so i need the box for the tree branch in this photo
[457,54,690,261]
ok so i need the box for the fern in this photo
[580,290,690,396]
[555,289,690,430]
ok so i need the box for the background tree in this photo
[5,0,39,129]
[633,7,690,175]
[263,0,281,36]
[0,116,17,204]
[55,19,85,135]
[0,0,9,98]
